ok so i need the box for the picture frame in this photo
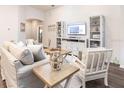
[20,23,25,32]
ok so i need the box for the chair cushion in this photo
[86,65,107,73]
[27,45,46,62]
[9,43,34,65]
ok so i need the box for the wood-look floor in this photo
[0,63,124,88]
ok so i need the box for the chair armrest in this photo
[75,60,86,69]
[70,55,86,69]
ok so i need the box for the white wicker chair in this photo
[73,48,112,88]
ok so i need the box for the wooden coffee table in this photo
[33,63,80,88]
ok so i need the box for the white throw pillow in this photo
[26,39,35,45]
[17,41,26,47]
[27,45,46,62]
[9,43,34,65]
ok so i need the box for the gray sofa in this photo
[0,41,49,88]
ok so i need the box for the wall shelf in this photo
[90,39,100,41]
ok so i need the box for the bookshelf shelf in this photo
[89,16,105,48]
[56,21,65,48]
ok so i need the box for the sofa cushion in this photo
[27,45,46,62]
[9,43,34,65]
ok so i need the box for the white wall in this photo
[26,20,42,40]
[25,6,44,21]
[0,5,45,45]
[18,6,45,42]
[118,6,124,68]
[0,5,19,45]
[43,5,124,67]
[18,6,26,42]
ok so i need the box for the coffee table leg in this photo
[64,76,72,88]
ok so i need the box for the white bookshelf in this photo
[89,16,105,48]
[56,21,65,48]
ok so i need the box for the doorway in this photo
[25,19,43,43]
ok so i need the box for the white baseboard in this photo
[120,65,124,68]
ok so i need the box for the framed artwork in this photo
[20,23,25,32]
[48,24,56,31]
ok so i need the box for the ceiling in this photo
[31,5,61,12]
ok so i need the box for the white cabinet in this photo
[89,16,105,48]
[61,38,86,56]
